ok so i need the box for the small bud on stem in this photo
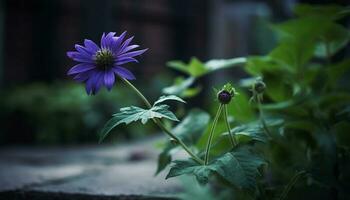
[217,83,236,104]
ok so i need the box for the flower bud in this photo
[217,83,235,104]
[254,80,266,94]
[218,90,232,104]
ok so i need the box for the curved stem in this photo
[223,104,236,148]
[121,78,204,164]
[204,104,223,165]
[121,78,152,108]
[279,171,306,200]
[257,98,271,138]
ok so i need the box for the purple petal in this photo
[100,33,106,49]
[118,36,134,53]
[115,57,138,65]
[113,66,136,80]
[113,31,127,50]
[67,51,94,63]
[75,44,93,57]
[86,72,103,95]
[101,32,116,49]
[104,32,116,49]
[119,49,148,58]
[73,70,95,82]
[67,63,96,75]
[84,39,100,54]
[104,70,115,90]
[119,45,139,55]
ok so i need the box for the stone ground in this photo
[0,136,183,200]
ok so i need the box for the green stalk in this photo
[257,98,271,138]
[223,104,236,147]
[121,78,204,164]
[204,104,223,165]
[279,171,306,200]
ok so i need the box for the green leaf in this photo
[166,147,265,191]
[204,57,247,73]
[166,159,204,179]
[268,38,315,71]
[226,89,255,122]
[315,23,350,58]
[167,57,247,78]
[162,77,197,97]
[99,105,178,142]
[167,57,207,77]
[222,124,267,144]
[334,121,350,147]
[294,4,350,20]
[327,59,350,88]
[153,95,186,106]
[156,109,210,174]
[213,147,265,191]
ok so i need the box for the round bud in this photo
[254,81,266,94]
[218,90,233,104]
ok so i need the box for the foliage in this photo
[154,3,350,200]
[63,3,350,200]
[99,95,185,142]
[0,82,153,144]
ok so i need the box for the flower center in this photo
[95,49,114,70]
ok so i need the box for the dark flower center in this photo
[218,90,233,104]
[95,49,115,70]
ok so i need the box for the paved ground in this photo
[0,137,183,200]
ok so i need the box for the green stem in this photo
[223,104,236,147]
[121,78,204,164]
[257,98,271,138]
[279,171,306,200]
[121,77,152,108]
[204,104,223,165]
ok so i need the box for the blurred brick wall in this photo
[2,0,208,86]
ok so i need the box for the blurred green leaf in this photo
[327,59,350,88]
[315,23,350,58]
[204,57,247,73]
[167,57,207,77]
[167,57,247,78]
[294,4,350,20]
[162,77,199,98]
[178,176,217,200]
[227,89,255,122]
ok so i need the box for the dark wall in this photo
[1,0,208,86]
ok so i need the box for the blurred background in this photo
[0,0,348,145]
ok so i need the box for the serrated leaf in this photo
[156,109,210,174]
[214,147,265,191]
[99,105,178,142]
[153,95,186,106]
[166,147,265,191]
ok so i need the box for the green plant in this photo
[67,4,350,200]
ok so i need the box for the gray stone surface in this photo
[0,137,182,199]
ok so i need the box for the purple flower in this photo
[67,32,147,95]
